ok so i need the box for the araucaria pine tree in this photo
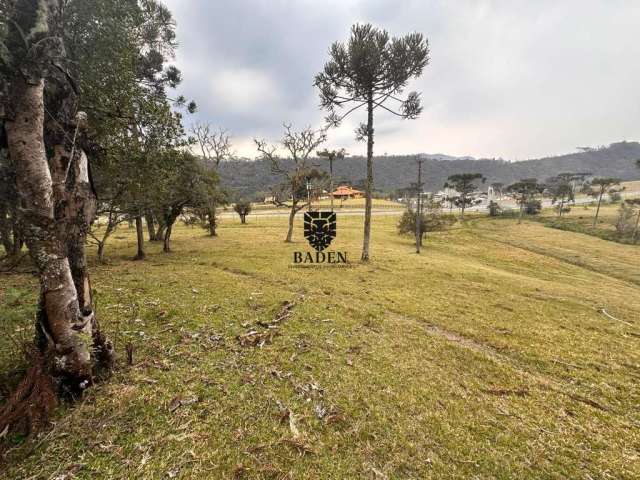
[315,24,429,261]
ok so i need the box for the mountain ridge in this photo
[217,141,640,199]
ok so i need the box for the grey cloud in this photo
[165,0,640,160]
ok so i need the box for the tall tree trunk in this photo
[134,215,145,260]
[155,223,166,242]
[460,195,466,220]
[0,204,15,255]
[593,189,604,227]
[285,203,296,242]
[208,205,217,236]
[145,213,156,241]
[10,227,23,256]
[163,206,182,252]
[558,197,565,217]
[518,199,524,224]
[97,241,105,263]
[163,222,173,252]
[415,160,422,253]
[6,79,95,389]
[633,210,640,243]
[361,93,374,261]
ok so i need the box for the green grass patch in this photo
[1,214,639,479]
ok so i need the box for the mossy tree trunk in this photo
[5,78,113,393]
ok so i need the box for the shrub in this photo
[234,201,252,224]
[397,207,456,238]
[488,201,502,217]
[615,203,636,236]
[524,199,542,215]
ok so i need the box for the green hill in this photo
[219,141,640,199]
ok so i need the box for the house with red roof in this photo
[331,185,364,200]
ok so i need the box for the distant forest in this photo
[217,141,640,200]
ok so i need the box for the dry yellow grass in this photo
[1,214,639,479]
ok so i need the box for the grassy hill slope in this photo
[1,215,639,479]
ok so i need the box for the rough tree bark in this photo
[518,197,525,224]
[134,215,145,260]
[593,188,605,227]
[145,213,156,241]
[5,79,113,393]
[207,206,217,236]
[0,204,14,254]
[361,93,374,261]
[285,200,300,242]
[163,204,184,252]
[1,0,114,436]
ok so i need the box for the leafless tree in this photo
[255,125,327,242]
[190,122,233,235]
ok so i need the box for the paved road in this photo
[219,208,405,219]
[219,190,640,219]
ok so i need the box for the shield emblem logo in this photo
[304,211,337,252]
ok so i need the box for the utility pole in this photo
[415,158,424,254]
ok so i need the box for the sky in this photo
[164,0,640,161]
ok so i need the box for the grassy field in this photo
[1,214,639,479]
[533,202,639,244]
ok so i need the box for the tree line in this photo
[0,0,228,434]
[214,141,640,200]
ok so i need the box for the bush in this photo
[555,204,571,215]
[234,201,252,224]
[615,203,636,236]
[397,207,456,238]
[524,199,542,215]
[609,192,622,203]
[488,201,502,217]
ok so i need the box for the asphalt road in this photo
[219,190,640,219]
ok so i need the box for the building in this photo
[331,185,364,200]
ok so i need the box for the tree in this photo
[547,174,576,217]
[0,0,114,431]
[626,199,640,242]
[506,178,544,224]
[80,0,195,260]
[397,200,456,240]
[490,182,504,199]
[488,201,502,217]
[444,173,486,219]
[234,201,252,224]
[255,125,327,242]
[191,123,233,236]
[615,200,640,241]
[315,23,429,261]
[524,199,542,215]
[153,151,219,252]
[317,148,346,211]
[587,177,623,227]
[88,194,128,263]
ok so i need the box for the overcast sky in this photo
[164,0,640,161]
